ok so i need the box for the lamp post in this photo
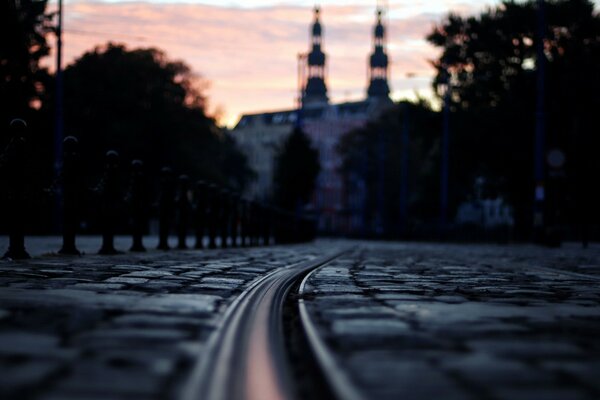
[533,0,546,241]
[440,69,451,234]
[53,0,64,231]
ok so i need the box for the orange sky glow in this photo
[44,1,547,127]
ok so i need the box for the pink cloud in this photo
[45,2,484,126]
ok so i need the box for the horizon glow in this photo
[47,0,600,127]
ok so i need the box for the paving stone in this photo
[303,243,600,400]
[132,293,220,314]
[104,276,150,284]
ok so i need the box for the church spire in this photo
[303,6,328,106]
[367,8,390,100]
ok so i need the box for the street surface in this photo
[1,238,599,400]
[302,242,600,400]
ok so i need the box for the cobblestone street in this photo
[302,242,600,400]
[0,237,322,399]
[1,238,599,400]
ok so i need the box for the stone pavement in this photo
[0,237,323,399]
[302,242,600,400]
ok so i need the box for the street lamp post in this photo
[54,0,64,231]
[533,0,546,242]
[440,70,451,234]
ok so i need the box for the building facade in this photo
[233,7,392,234]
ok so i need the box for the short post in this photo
[219,189,231,248]
[176,174,190,249]
[97,150,120,255]
[207,184,218,249]
[194,180,208,249]
[2,119,30,259]
[157,167,175,250]
[240,199,249,247]
[128,160,148,252]
[58,136,82,255]
[262,204,271,246]
[229,193,240,247]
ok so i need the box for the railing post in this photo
[128,160,147,252]
[97,150,120,255]
[207,184,218,249]
[2,119,30,259]
[176,174,191,250]
[58,136,82,255]
[157,167,175,250]
[194,180,207,249]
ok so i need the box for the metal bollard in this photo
[207,184,218,249]
[157,167,175,250]
[219,189,231,248]
[229,192,240,248]
[2,119,30,259]
[249,201,259,246]
[240,199,249,247]
[128,160,148,252]
[97,150,120,255]
[176,174,191,250]
[58,136,82,255]
[194,180,208,249]
[262,205,272,246]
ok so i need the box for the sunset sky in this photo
[49,0,600,127]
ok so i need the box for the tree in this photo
[427,0,600,238]
[0,0,52,126]
[337,101,440,237]
[63,43,253,191]
[273,127,320,211]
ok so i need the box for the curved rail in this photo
[297,267,366,400]
[181,250,344,400]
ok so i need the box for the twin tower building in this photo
[303,6,391,106]
[234,7,393,234]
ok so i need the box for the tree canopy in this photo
[273,126,320,211]
[1,0,52,125]
[64,43,253,190]
[426,0,600,237]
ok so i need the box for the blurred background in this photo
[2,0,599,245]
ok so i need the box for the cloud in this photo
[48,1,488,126]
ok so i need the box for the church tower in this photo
[303,6,328,106]
[367,8,390,100]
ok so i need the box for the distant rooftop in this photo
[233,99,386,130]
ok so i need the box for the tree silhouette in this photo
[337,101,440,236]
[0,0,52,125]
[63,43,253,191]
[427,0,600,238]
[273,127,320,211]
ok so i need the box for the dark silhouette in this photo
[0,1,52,126]
[219,189,231,248]
[63,43,254,193]
[127,160,148,252]
[194,180,208,249]
[240,199,249,247]
[426,0,600,241]
[1,119,31,259]
[229,192,240,247]
[338,101,440,238]
[207,184,218,249]
[176,174,191,250]
[157,167,175,250]
[273,127,320,212]
[96,150,121,255]
[58,136,82,255]
[260,204,271,246]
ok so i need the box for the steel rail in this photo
[298,267,366,400]
[181,249,344,400]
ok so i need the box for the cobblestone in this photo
[0,238,322,399]
[302,242,600,400]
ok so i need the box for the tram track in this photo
[181,248,349,400]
